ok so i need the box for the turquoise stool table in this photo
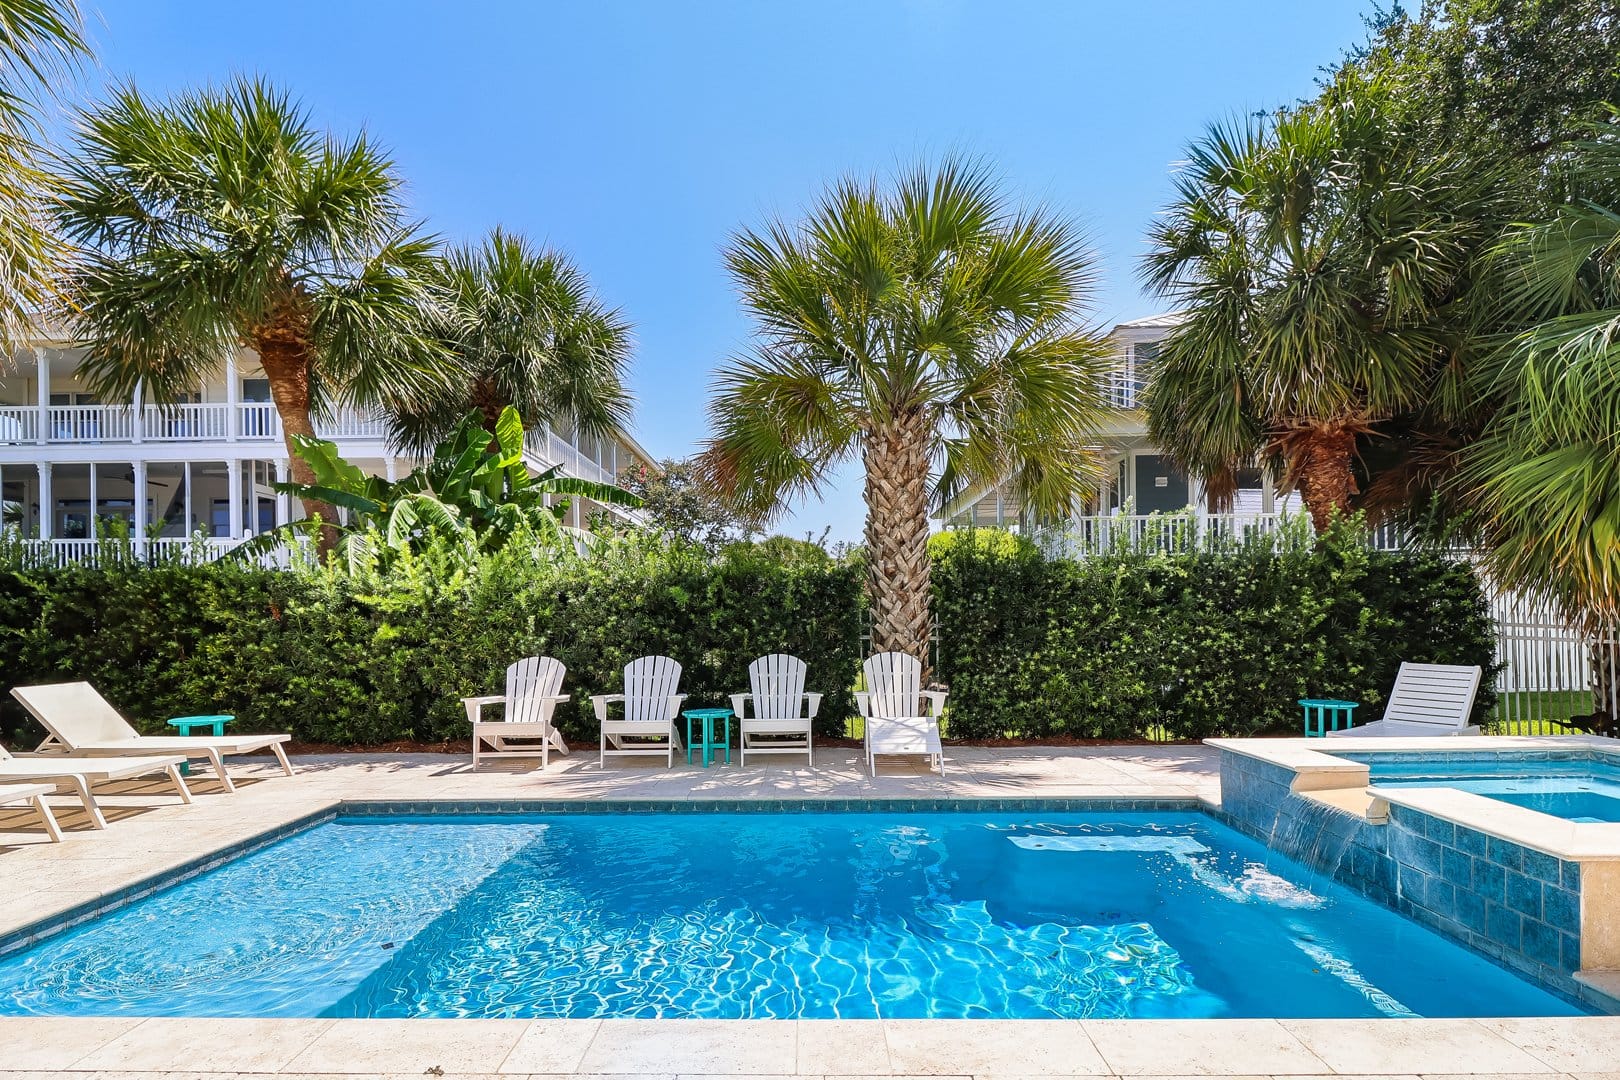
[1298,698,1357,737]
[682,708,733,767]
[166,714,233,775]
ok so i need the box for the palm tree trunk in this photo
[1291,425,1359,534]
[254,330,338,550]
[863,412,933,677]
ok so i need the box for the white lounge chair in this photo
[730,653,820,765]
[1326,662,1484,738]
[0,782,64,842]
[12,682,295,791]
[462,656,572,771]
[856,651,947,775]
[592,655,686,767]
[0,744,192,829]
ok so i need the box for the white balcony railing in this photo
[143,403,231,441]
[46,404,134,442]
[0,405,39,443]
[0,402,394,445]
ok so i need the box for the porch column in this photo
[35,462,50,539]
[34,347,48,446]
[227,459,243,538]
[183,461,193,536]
[87,463,98,538]
[384,456,397,482]
[225,353,239,441]
[132,460,147,552]
[275,459,289,526]
[132,380,144,444]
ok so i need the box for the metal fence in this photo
[1487,588,1618,735]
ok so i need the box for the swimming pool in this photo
[0,808,1586,1019]
[1356,751,1620,823]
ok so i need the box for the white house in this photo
[0,319,653,559]
[941,311,1299,531]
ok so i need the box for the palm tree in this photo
[388,227,633,456]
[1460,128,1620,694]
[55,77,443,532]
[702,159,1110,668]
[1141,87,1495,531]
[0,0,88,348]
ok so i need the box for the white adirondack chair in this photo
[856,651,947,775]
[1326,662,1484,738]
[592,655,686,767]
[730,653,820,765]
[461,656,572,770]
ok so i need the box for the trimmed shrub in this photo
[930,522,1497,740]
[0,535,863,746]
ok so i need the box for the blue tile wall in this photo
[1216,749,1591,1005]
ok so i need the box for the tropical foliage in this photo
[0,0,87,348]
[1458,128,1620,635]
[1141,82,1497,531]
[704,158,1110,668]
[245,406,641,568]
[389,227,634,456]
[618,457,758,551]
[55,77,443,531]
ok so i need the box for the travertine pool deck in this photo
[1,745,1616,1078]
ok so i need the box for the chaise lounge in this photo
[11,682,295,791]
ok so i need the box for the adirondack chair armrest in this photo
[921,690,948,716]
[804,692,823,718]
[665,694,688,721]
[591,694,625,723]
[854,691,872,718]
[730,693,751,718]
[461,694,506,724]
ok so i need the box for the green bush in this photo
[0,522,1496,747]
[0,535,863,746]
[930,521,1497,740]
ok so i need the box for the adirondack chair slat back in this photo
[624,655,682,723]
[1382,662,1483,728]
[863,652,920,719]
[12,682,138,744]
[750,653,808,719]
[505,656,566,726]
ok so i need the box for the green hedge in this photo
[0,537,864,746]
[0,524,1497,747]
[930,523,1498,740]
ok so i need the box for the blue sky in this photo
[75,0,1372,540]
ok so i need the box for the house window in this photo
[241,379,272,402]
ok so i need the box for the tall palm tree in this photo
[388,227,634,456]
[1461,129,1620,652]
[0,0,88,348]
[703,159,1110,667]
[1141,87,1494,531]
[55,77,443,531]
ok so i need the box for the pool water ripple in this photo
[0,810,1588,1019]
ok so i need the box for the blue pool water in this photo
[0,810,1587,1019]
[1358,752,1620,823]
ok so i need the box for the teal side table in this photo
[682,708,732,767]
[166,714,233,774]
[1298,698,1357,737]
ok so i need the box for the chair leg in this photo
[67,775,108,829]
[270,742,295,776]
[204,749,236,793]
[166,764,194,804]
[31,795,63,842]
[599,730,607,768]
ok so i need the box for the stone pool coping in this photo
[2,1014,1619,1077]
[1206,735,1620,864]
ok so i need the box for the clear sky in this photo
[72,0,1373,541]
